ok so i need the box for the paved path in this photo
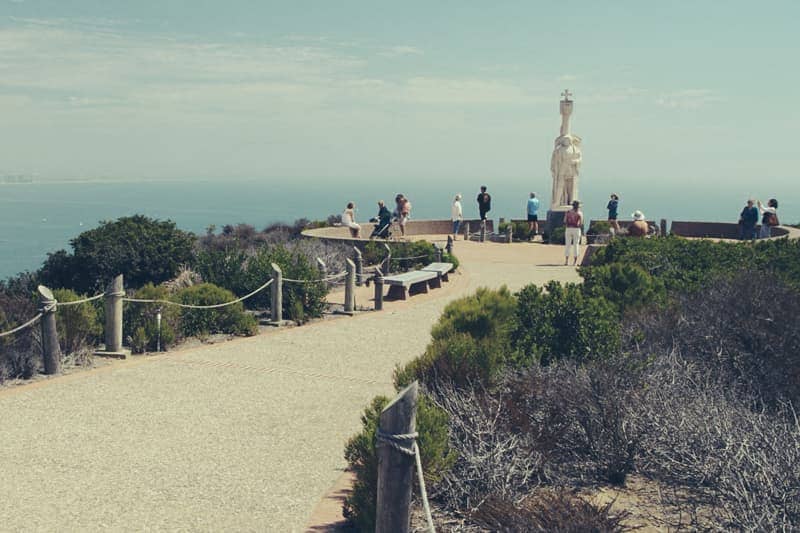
[0,240,580,532]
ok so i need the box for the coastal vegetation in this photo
[0,214,451,383]
[344,236,800,531]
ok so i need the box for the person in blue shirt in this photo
[527,192,540,237]
[738,199,759,240]
[606,194,620,234]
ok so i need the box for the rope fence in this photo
[282,271,347,284]
[58,293,105,307]
[124,278,273,309]
[0,313,44,338]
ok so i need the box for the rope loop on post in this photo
[375,429,436,532]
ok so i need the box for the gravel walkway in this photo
[0,240,580,532]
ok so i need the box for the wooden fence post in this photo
[316,257,327,280]
[382,243,392,275]
[376,381,419,533]
[344,258,355,315]
[374,266,384,311]
[479,220,486,242]
[435,246,443,263]
[446,235,453,255]
[270,263,283,325]
[660,218,668,237]
[353,247,364,287]
[506,224,513,243]
[97,274,126,358]
[464,221,470,241]
[37,285,61,375]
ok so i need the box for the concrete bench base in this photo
[383,270,440,300]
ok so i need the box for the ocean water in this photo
[1,177,797,280]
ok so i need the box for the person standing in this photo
[395,194,412,237]
[527,192,540,237]
[564,200,583,266]
[451,194,463,239]
[738,199,759,240]
[757,198,779,238]
[477,186,491,221]
[606,194,620,234]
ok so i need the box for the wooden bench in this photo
[382,270,440,300]
[421,262,454,283]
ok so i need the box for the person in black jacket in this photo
[476,186,491,221]
[370,200,392,239]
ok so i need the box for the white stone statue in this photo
[550,89,582,209]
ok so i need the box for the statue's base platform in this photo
[546,207,570,233]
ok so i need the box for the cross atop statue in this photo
[561,89,573,102]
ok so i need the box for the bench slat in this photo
[421,262,453,274]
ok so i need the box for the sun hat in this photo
[632,210,645,221]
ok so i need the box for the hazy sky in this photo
[1,1,798,191]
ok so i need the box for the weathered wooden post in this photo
[499,217,505,225]
[97,274,125,358]
[446,235,453,255]
[376,381,419,533]
[344,258,356,314]
[374,266,384,311]
[660,218,668,237]
[479,220,486,242]
[382,243,392,275]
[316,257,327,280]
[37,285,61,375]
[435,246,443,263]
[463,221,470,241]
[270,263,283,325]
[506,224,513,243]
[353,247,364,287]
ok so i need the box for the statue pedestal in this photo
[546,206,570,234]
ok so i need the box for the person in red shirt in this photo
[564,200,583,266]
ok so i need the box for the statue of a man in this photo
[550,90,582,208]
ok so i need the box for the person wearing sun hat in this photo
[629,209,648,237]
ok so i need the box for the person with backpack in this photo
[757,198,779,238]
[476,186,491,221]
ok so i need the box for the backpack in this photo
[768,212,779,226]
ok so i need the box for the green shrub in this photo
[124,283,180,353]
[513,281,620,366]
[343,392,456,531]
[395,287,517,387]
[580,263,665,314]
[589,236,800,293]
[499,221,533,241]
[173,283,257,338]
[52,288,102,358]
[40,215,195,293]
[547,226,566,245]
[362,240,436,272]
[442,251,459,271]
[588,220,612,235]
[195,245,327,322]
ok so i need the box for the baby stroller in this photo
[369,216,392,239]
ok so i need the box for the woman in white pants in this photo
[564,200,583,266]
